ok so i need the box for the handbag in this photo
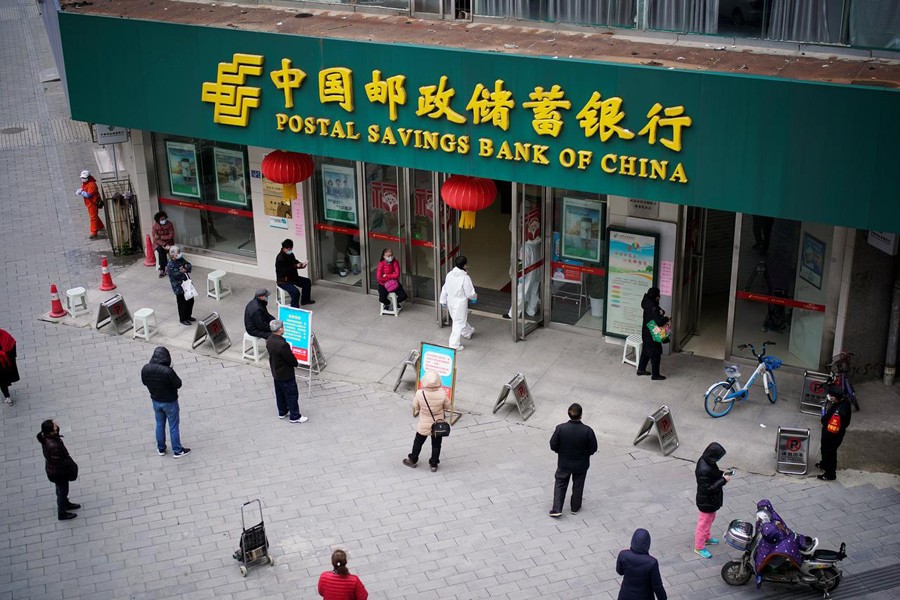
[66,458,79,482]
[181,274,198,300]
[646,319,671,343]
[423,390,450,437]
[95,197,105,209]
[384,278,399,293]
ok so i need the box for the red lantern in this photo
[440,175,497,229]
[260,151,314,202]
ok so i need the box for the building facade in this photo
[54,0,900,375]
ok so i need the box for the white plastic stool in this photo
[242,332,267,363]
[65,287,89,317]
[206,270,231,300]
[380,292,400,317]
[623,333,643,370]
[133,308,157,341]
[276,286,290,306]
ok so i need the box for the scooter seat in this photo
[812,548,842,561]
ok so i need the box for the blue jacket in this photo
[616,529,667,600]
[165,257,192,295]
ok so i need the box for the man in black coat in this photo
[36,419,81,520]
[549,403,598,517]
[637,286,669,380]
[817,387,852,481]
[244,288,275,339]
[265,320,308,424]
[616,528,668,600]
[275,238,314,308]
[140,346,190,458]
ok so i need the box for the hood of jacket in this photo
[701,442,726,464]
[641,291,660,310]
[150,346,171,367]
[629,528,651,554]
[446,266,468,281]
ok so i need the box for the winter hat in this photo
[421,371,442,390]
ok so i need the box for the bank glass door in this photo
[409,169,438,302]
[313,157,363,288]
[674,206,706,350]
[436,173,460,325]
[512,183,545,340]
[364,163,407,296]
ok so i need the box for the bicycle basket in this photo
[762,356,782,370]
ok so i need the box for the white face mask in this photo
[160,219,168,225]
[385,256,393,263]
[285,249,293,255]
[176,253,184,260]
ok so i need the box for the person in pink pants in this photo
[694,442,731,558]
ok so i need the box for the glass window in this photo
[731,214,834,369]
[312,157,362,287]
[549,190,607,331]
[153,135,255,258]
[474,0,636,27]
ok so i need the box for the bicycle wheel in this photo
[765,372,777,403]
[705,382,735,417]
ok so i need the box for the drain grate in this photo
[1,127,26,135]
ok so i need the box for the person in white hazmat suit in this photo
[439,255,477,350]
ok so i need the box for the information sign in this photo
[309,333,326,374]
[633,405,679,456]
[775,427,810,475]
[95,124,129,145]
[800,371,831,415]
[191,312,231,354]
[417,342,459,424]
[493,373,535,421]
[95,294,133,334]
[277,305,312,365]
[604,228,659,339]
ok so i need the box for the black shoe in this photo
[402,458,417,468]
[58,512,77,520]
[651,375,667,381]
[180,320,192,326]
[636,370,650,376]
[301,300,316,306]
[430,465,438,472]
[65,502,81,510]
[502,313,511,319]
[174,448,192,459]
[88,235,99,241]
[187,317,197,322]
[571,508,581,514]
[817,474,836,481]
[548,510,562,518]
[158,271,166,278]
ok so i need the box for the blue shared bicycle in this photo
[704,341,782,418]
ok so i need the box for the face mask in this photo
[176,253,184,260]
[385,256,393,263]
[285,249,293,255]
[160,219,167,225]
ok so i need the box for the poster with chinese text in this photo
[213,147,247,206]
[277,305,312,365]
[322,164,358,225]
[603,228,659,339]
[165,141,200,198]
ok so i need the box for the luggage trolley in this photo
[234,499,274,576]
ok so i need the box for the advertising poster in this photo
[213,147,247,206]
[263,177,291,218]
[277,305,312,365]
[322,164,358,225]
[417,342,457,404]
[799,232,825,289]
[165,141,200,198]
[604,228,659,338]
[561,197,602,262]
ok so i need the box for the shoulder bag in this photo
[423,391,450,437]
[181,273,199,300]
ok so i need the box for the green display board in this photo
[59,13,900,232]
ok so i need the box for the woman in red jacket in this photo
[318,549,368,600]
[375,248,407,310]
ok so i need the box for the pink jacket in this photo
[413,387,451,436]
[152,220,175,249]
[376,259,400,286]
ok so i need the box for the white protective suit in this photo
[439,266,477,349]
[508,238,542,318]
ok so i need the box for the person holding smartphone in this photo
[275,238,314,308]
[693,442,731,559]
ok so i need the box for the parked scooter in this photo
[721,499,846,593]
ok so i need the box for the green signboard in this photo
[59,13,900,232]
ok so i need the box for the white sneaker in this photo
[454,346,464,351]
[289,416,309,423]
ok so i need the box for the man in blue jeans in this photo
[275,238,314,308]
[140,346,191,458]
[265,320,309,424]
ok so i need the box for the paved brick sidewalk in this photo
[1,2,899,599]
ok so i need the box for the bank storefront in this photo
[59,13,899,371]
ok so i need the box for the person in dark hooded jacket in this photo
[140,346,190,458]
[244,289,275,340]
[817,387,851,481]
[637,287,669,380]
[616,528,667,600]
[694,442,730,558]
[36,419,81,520]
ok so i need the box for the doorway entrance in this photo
[678,208,735,360]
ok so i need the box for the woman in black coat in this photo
[817,388,852,481]
[694,442,730,558]
[637,287,669,380]
[616,528,667,600]
[36,420,80,520]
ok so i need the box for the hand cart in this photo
[234,499,274,576]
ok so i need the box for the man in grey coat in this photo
[549,403,598,517]
[265,320,309,424]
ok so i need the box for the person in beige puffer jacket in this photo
[403,371,452,472]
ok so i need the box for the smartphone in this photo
[724,469,735,477]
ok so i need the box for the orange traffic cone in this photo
[143,234,157,267]
[48,284,68,318]
[99,255,117,291]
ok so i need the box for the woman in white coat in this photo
[439,256,477,350]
